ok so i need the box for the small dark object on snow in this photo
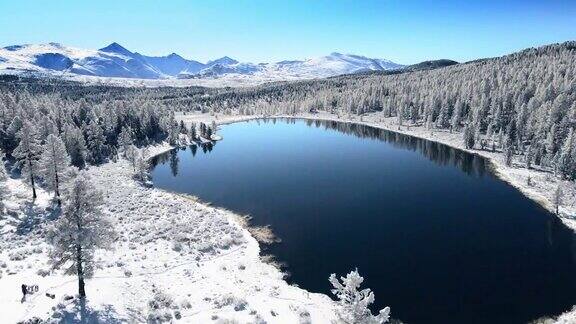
[21,284,27,297]
[64,295,74,301]
[25,285,38,294]
[46,293,55,299]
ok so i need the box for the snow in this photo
[4,109,575,323]
[0,42,404,85]
[0,142,336,323]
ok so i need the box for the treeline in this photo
[1,41,575,181]
[184,41,576,179]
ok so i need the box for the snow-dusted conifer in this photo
[64,125,87,169]
[39,134,72,205]
[125,144,138,171]
[118,126,134,158]
[329,269,391,324]
[554,185,563,215]
[463,123,476,149]
[85,120,107,165]
[189,123,197,141]
[135,148,150,182]
[0,149,7,214]
[13,120,42,199]
[48,171,114,298]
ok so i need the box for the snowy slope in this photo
[261,52,403,78]
[0,42,404,81]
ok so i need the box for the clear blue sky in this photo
[1,0,575,64]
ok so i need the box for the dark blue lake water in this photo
[151,118,576,324]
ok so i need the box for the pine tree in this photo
[135,148,150,182]
[0,149,7,214]
[189,123,197,141]
[13,120,42,199]
[39,134,72,205]
[64,125,87,169]
[85,121,107,165]
[117,126,134,158]
[463,123,476,149]
[553,185,563,215]
[179,120,187,134]
[329,269,391,324]
[125,144,139,171]
[558,129,576,179]
[48,171,114,298]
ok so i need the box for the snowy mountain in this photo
[261,52,403,78]
[206,56,239,67]
[0,42,404,81]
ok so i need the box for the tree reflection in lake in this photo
[150,118,576,324]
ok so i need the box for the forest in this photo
[0,41,575,186]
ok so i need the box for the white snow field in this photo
[0,143,337,323]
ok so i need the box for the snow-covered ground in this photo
[3,109,576,323]
[0,143,336,323]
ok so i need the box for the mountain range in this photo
[0,42,404,80]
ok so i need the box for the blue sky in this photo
[1,0,575,64]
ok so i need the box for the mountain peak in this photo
[207,56,239,66]
[167,53,183,59]
[99,42,133,56]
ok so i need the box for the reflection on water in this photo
[151,118,576,324]
[153,118,487,178]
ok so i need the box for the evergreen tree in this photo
[48,171,114,298]
[189,123,197,141]
[463,123,476,149]
[135,148,150,182]
[13,120,42,199]
[64,125,87,169]
[558,129,576,179]
[125,144,139,171]
[0,149,7,214]
[117,126,134,158]
[553,185,563,215]
[39,134,72,205]
[85,121,107,165]
[329,269,391,324]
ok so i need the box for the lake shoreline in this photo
[177,111,576,233]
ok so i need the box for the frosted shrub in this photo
[329,269,391,324]
[148,289,175,310]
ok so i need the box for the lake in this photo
[151,118,576,324]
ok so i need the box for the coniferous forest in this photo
[1,41,575,180]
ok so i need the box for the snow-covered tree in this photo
[0,149,7,214]
[39,134,72,205]
[125,144,138,171]
[13,120,42,199]
[117,126,134,158]
[329,269,391,324]
[85,120,108,165]
[554,185,563,215]
[48,171,114,298]
[63,125,87,169]
[135,148,150,183]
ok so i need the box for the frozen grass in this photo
[0,142,336,323]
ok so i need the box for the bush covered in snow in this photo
[329,269,391,324]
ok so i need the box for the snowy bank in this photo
[0,141,336,323]
[178,111,576,232]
